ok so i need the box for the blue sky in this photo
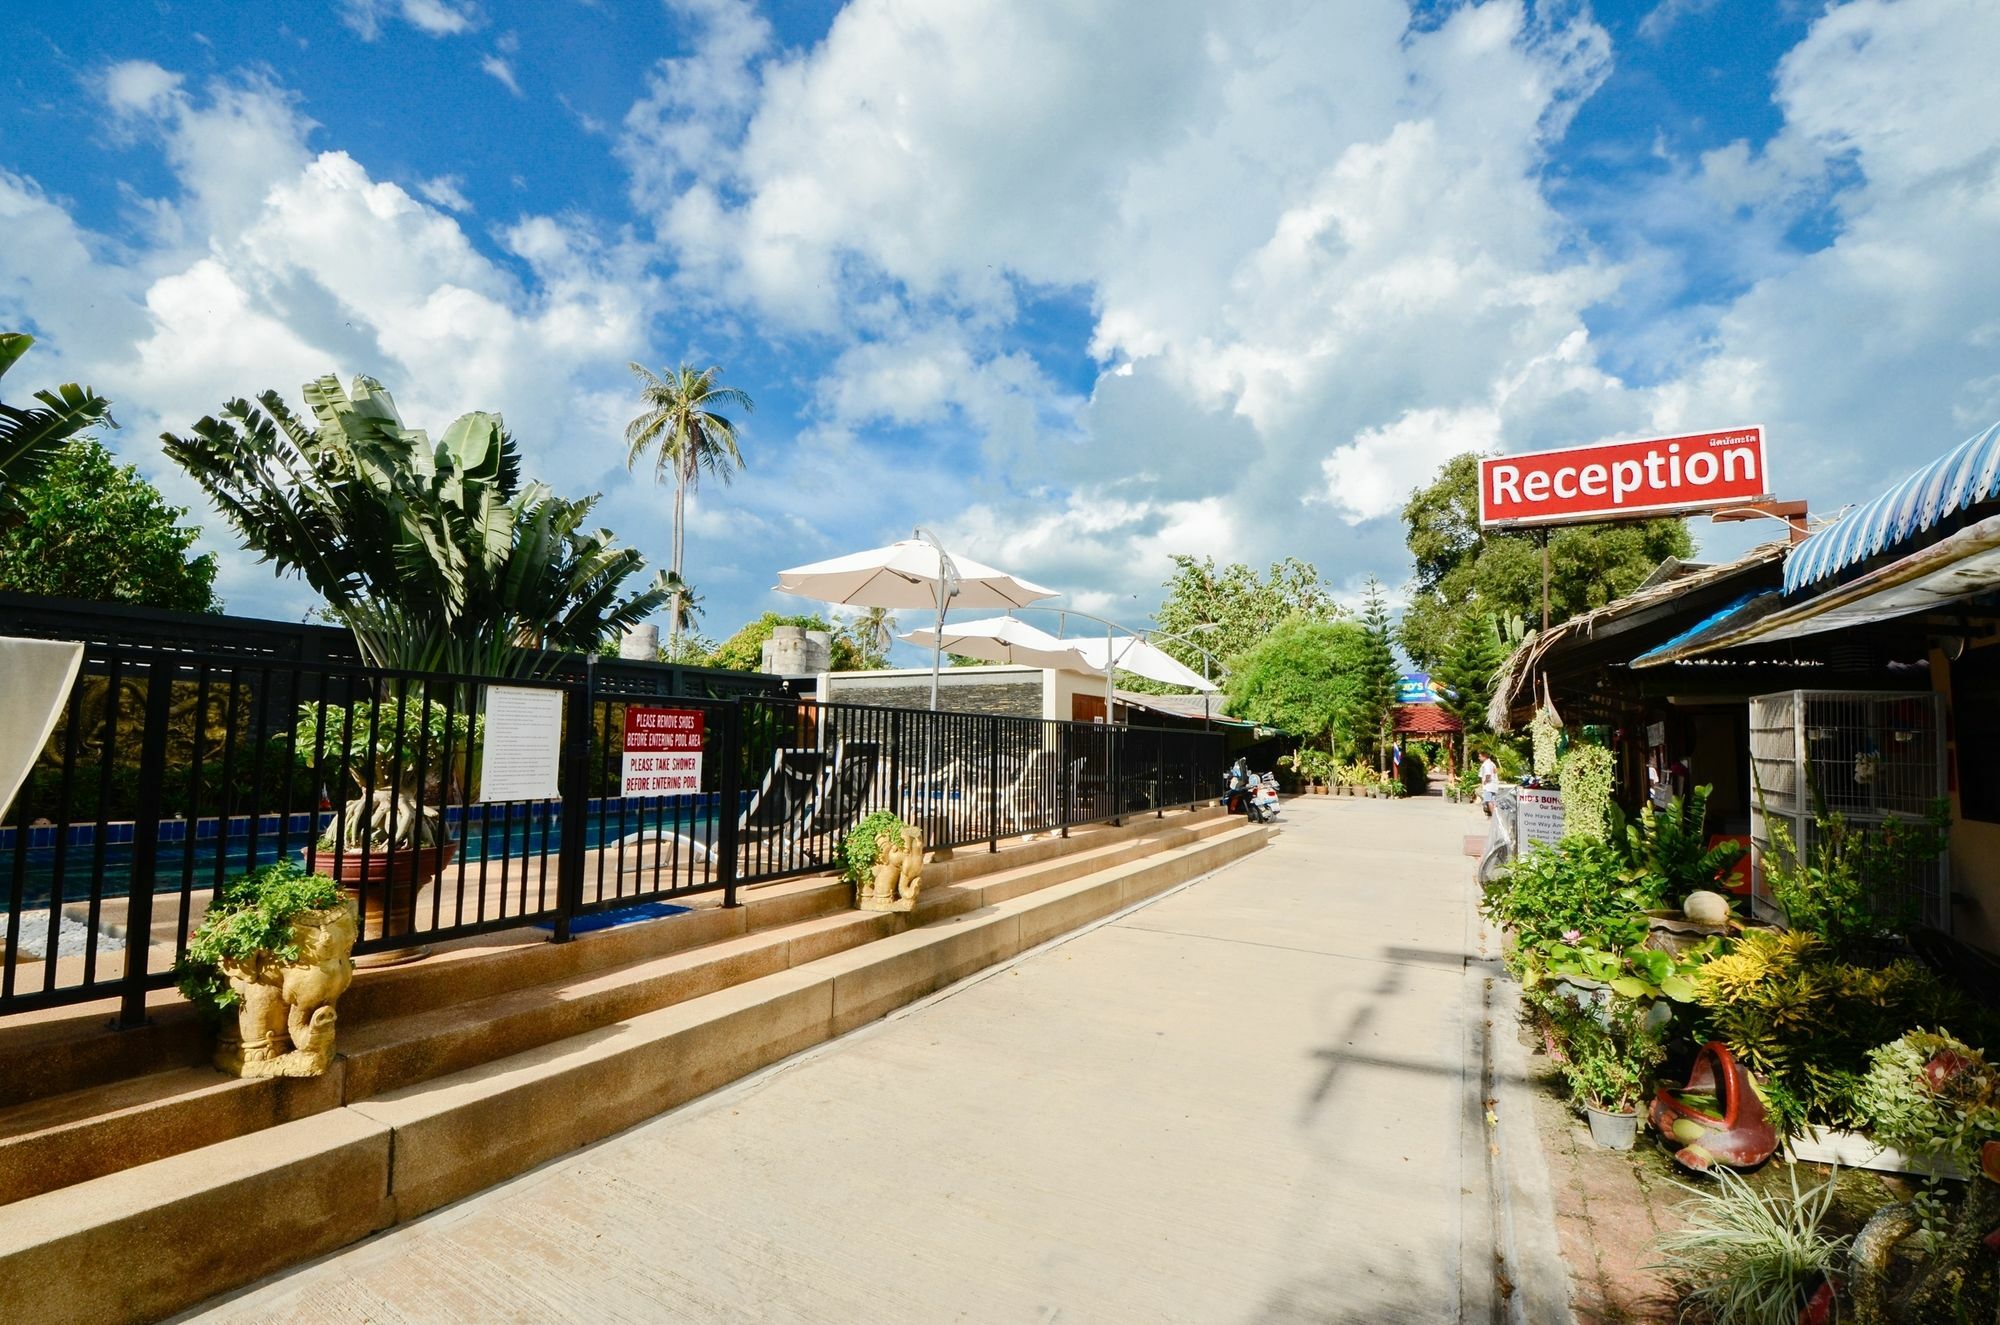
[4,0,1998,660]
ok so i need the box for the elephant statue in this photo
[214,901,358,1079]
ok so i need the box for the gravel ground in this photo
[8,910,126,960]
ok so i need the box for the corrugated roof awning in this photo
[1113,689,1256,728]
[1786,418,2000,594]
[1636,512,2000,666]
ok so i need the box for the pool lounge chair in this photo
[792,740,882,857]
[616,747,826,866]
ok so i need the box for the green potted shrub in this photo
[842,810,924,913]
[1554,999,1665,1149]
[173,861,358,1078]
[294,696,477,950]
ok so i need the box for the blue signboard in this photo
[1398,673,1442,704]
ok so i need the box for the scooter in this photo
[1223,761,1273,822]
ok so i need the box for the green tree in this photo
[1222,615,1373,756]
[1147,554,1341,688]
[1436,614,1507,740]
[165,373,668,676]
[1,333,115,517]
[708,612,864,673]
[623,362,752,654]
[1356,576,1400,762]
[840,606,896,670]
[1398,453,1693,668]
[0,439,219,611]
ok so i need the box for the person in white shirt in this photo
[1477,750,1499,816]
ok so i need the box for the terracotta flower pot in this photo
[303,841,456,962]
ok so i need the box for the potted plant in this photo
[1557,999,1666,1149]
[173,861,358,1078]
[842,810,925,913]
[294,695,476,953]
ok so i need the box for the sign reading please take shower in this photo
[621,707,705,795]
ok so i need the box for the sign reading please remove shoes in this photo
[1478,427,1770,528]
[622,707,705,796]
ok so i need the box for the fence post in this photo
[718,697,743,908]
[115,660,176,1030]
[987,714,1001,853]
[1156,737,1165,818]
[551,663,593,943]
[1110,725,1123,828]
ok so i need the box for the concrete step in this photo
[0,809,1230,1208]
[0,818,1266,1325]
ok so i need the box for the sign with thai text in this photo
[621,707,705,796]
[1478,427,1769,528]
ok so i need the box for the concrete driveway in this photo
[185,795,1565,1325]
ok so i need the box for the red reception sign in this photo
[621,707,705,795]
[1478,426,1770,528]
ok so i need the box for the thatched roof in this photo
[1486,541,1791,731]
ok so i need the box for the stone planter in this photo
[303,840,456,965]
[214,901,358,1079]
[1585,1104,1638,1150]
[855,823,925,913]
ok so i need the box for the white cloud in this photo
[12,0,2000,644]
[480,55,522,96]
[0,69,659,618]
[415,174,472,212]
[1637,0,1717,42]
[608,0,2000,622]
[340,0,480,41]
[1320,406,1504,526]
[100,60,183,117]
[621,0,1630,606]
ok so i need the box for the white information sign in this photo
[621,707,705,796]
[478,686,563,803]
[1516,787,1566,848]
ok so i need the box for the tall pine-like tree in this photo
[1438,614,1507,742]
[1357,576,1400,764]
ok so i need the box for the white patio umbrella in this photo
[896,616,1094,673]
[1069,635,1218,692]
[775,530,1057,708]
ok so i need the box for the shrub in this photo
[1557,744,1616,841]
[1620,786,1745,900]
[840,811,910,889]
[172,861,347,1018]
[1485,836,1653,954]
[1856,1030,2000,1176]
[1691,930,1980,1132]
[1551,997,1666,1112]
[1653,1166,1848,1325]
[1763,801,1949,952]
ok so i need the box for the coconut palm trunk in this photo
[623,363,751,656]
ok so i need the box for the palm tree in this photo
[1,333,115,519]
[849,605,896,669]
[624,363,752,651]
[165,373,670,677]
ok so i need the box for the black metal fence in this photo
[1,642,1226,1023]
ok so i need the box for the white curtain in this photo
[0,637,84,823]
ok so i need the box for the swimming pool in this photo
[0,804,722,913]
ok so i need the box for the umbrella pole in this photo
[1104,622,1114,723]
[929,581,947,711]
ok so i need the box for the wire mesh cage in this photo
[1746,689,1949,929]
